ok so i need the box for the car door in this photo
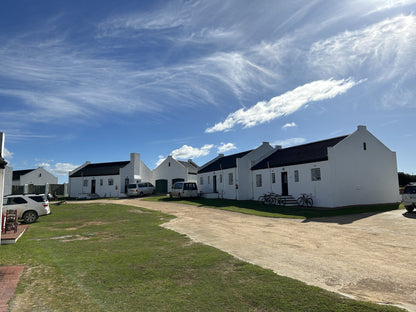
[4,196,29,218]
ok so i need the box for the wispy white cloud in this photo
[155,155,165,167]
[36,162,80,176]
[205,78,359,133]
[4,148,13,160]
[308,15,416,82]
[217,142,236,154]
[171,144,214,159]
[282,122,296,129]
[272,137,307,147]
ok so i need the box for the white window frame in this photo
[256,174,262,187]
[311,168,321,181]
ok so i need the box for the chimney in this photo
[357,125,367,131]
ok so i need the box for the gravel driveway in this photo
[107,198,415,311]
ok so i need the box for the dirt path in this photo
[99,199,415,311]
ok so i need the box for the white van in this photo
[169,182,199,198]
[127,182,155,197]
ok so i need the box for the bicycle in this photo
[297,193,313,208]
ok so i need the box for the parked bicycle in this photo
[258,192,286,206]
[297,193,313,208]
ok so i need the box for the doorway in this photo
[213,175,217,193]
[91,179,96,194]
[281,172,288,196]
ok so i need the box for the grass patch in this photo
[1,203,404,311]
[143,196,402,219]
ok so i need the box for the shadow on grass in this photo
[144,196,402,223]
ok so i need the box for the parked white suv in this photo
[127,182,155,197]
[402,183,416,213]
[169,182,199,198]
[3,194,51,223]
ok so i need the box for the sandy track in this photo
[90,198,416,311]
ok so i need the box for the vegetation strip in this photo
[0,203,404,311]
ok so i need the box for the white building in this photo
[197,142,274,200]
[251,125,400,208]
[3,166,12,196]
[12,167,58,186]
[69,153,152,198]
[153,156,198,193]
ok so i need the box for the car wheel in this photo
[169,193,173,198]
[139,192,144,197]
[23,210,38,224]
[405,206,414,213]
[178,193,181,199]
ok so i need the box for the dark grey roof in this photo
[251,136,348,170]
[178,160,199,174]
[13,169,35,180]
[69,161,130,177]
[198,150,252,174]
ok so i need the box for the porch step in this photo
[281,195,298,206]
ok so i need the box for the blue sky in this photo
[1,0,416,183]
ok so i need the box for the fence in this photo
[11,183,68,197]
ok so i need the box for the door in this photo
[281,172,288,196]
[124,178,129,193]
[156,179,168,193]
[91,180,96,194]
[213,175,217,193]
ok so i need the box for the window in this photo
[311,168,321,181]
[294,170,299,182]
[256,174,262,187]
[108,178,114,186]
[363,142,367,150]
[228,173,234,185]
[219,174,223,183]
[271,172,276,184]
[38,173,42,178]
[200,176,204,185]
[100,179,103,186]
[83,180,88,187]
[208,176,211,184]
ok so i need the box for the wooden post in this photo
[0,132,6,245]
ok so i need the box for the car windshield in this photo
[404,186,416,194]
[174,183,183,189]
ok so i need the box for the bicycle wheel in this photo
[297,197,304,206]
[258,195,264,203]
[306,198,313,208]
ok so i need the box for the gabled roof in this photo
[198,150,252,173]
[178,160,199,174]
[69,161,130,178]
[251,135,348,170]
[13,169,35,180]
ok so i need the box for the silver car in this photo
[402,183,416,213]
[3,194,51,223]
[127,182,155,197]
[169,182,199,199]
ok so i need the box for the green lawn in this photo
[1,203,404,311]
[143,196,402,219]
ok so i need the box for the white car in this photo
[402,183,416,213]
[3,194,51,224]
[127,182,155,197]
[169,182,199,199]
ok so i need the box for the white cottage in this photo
[69,153,152,198]
[12,167,58,186]
[251,125,400,208]
[198,142,274,200]
[153,156,198,193]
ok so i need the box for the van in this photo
[169,182,199,198]
[127,182,155,197]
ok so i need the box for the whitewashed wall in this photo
[251,161,332,206]
[199,168,238,199]
[69,175,121,198]
[236,142,274,200]
[4,166,12,195]
[153,156,197,192]
[20,167,58,185]
[327,126,400,207]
